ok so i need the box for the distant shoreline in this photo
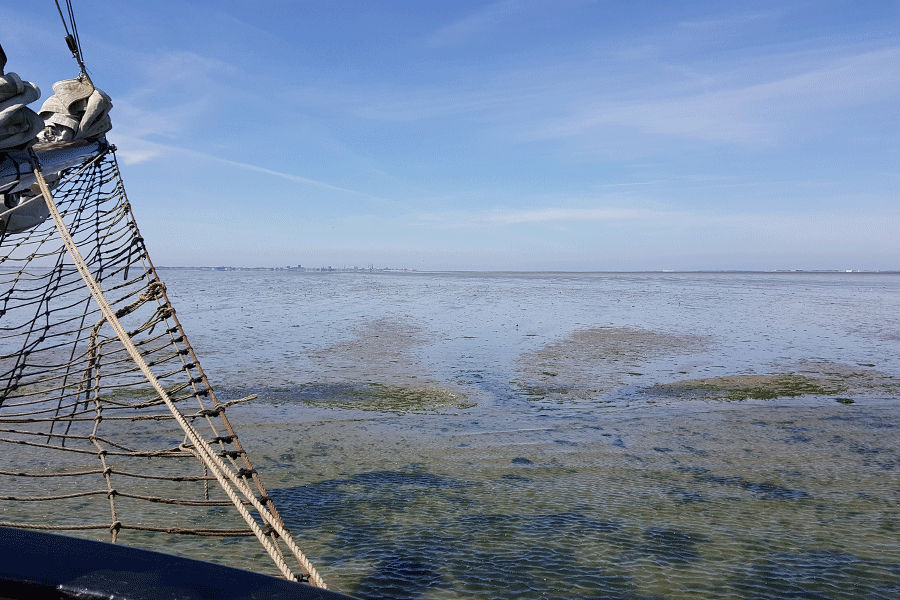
[4,265,897,274]
[152,266,900,275]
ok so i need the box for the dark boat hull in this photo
[0,526,360,600]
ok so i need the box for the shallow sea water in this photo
[50,271,900,598]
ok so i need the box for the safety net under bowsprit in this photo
[0,141,325,588]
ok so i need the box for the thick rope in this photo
[31,161,327,589]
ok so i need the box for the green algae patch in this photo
[654,362,900,403]
[101,385,162,403]
[296,382,472,414]
[654,374,845,401]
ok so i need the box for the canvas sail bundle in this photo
[0,46,44,151]
[38,74,113,143]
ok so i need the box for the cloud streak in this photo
[322,34,900,159]
[412,204,673,228]
[112,135,378,200]
[488,207,664,223]
[539,46,900,145]
[427,0,528,48]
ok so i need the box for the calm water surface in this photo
[158,270,900,599]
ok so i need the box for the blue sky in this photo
[3,1,899,270]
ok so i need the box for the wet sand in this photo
[8,385,898,598]
[4,271,900,598]
[210,392,899,599]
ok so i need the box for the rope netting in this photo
[0,147,324,587]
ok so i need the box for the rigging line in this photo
[53,0,87,74]
[53,0,72,38]
[67,0,84,64]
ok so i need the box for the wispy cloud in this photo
[111,135,378,199]
[328,28,900,158]
[488,207,664,223]
[120,49,235,127]
[138,50,235,89]
[112,98,192,140]
[592,181,657,188]
[113,141,164,166]
[540,46,900,145]
[427,0,529,48]
[673,9,780,48]
[677,11,775,32]
[412,204,672,228]
[201,153,381,200]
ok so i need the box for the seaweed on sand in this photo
[653,374,844,401]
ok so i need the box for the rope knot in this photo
[143,280,166,298]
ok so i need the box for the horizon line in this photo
[153,266,900,274]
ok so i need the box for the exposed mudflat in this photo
[303,317,434,385]
[4,270,900,598]
[514,326,708,402]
